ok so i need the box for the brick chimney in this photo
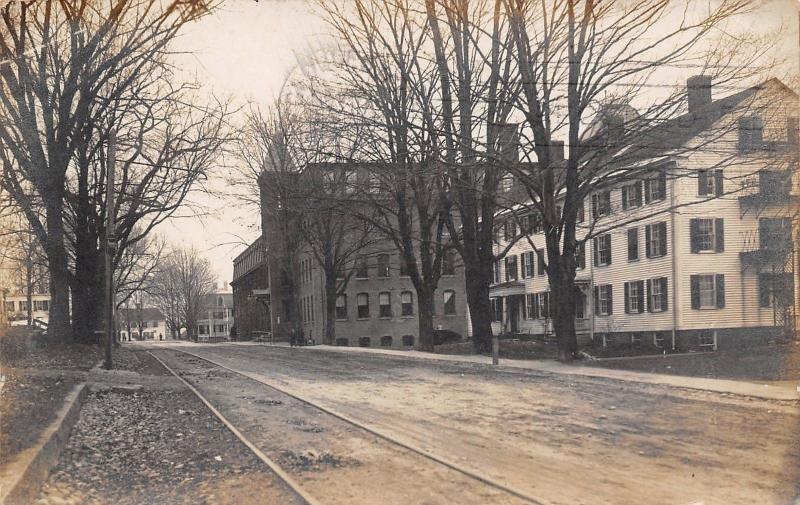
[687,75,712,114]
[495,123,520,163]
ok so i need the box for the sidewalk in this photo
[263,342,800,401]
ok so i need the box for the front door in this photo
[508,296,519,333]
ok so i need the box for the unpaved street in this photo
[150,343,800,505]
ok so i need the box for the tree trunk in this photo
[549,257,579,361]
[324,280,337,345]
[44,196,72,342]
[465,262,493,353]
[71,251,104,344]
[417,287,435,352]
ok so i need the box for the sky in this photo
[158,0,800,286]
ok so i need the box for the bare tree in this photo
[0,0,216,341]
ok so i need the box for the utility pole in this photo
[104,130,117,370]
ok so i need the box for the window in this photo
[380,335,393,347]
[213,310,224,319]
[690,274,725,309]
[500,173,513,193]
[214,324,226,333]
[759,273,794,308]
[198,325,209,335]
[355,255,369,279]
[644,172,667,203]
[522,251,535,278]
[33,300,49,312]
[624,281,645,314]
[4,301,14,312]
[690,218,724,253]
[526,294,536,320]
[575,243,586,270]
[401,291,414,316]
[537,292,550,319]
[537,250,546,276]
[593,234,612,266]
[594,284,613,316]
[621,182,642,210]
[442,250,455,276]
[645,222,668,258]
[492,260,501,284]
[647,277,669,312]
[575,291,586,319]
[359,336,371,347]
[627,228,639,261]
[377,254,391,277]
[217,296,223,307]
[491,298,504,322]
[503,220,517,241]
[592,191,612,219]
[698,169,724,196]
[19,301,29,311]
[738,116,764,153]
[379,292,392,317]
[505,255,518,281]
[357,293,370,318]
[402,335,415,346]
[531,213,543,233]
[443,290,456,315]
[335,294,347,320]
[577,203,585,224]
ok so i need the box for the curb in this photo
[0,382,88,505]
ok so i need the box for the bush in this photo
[433,329,462,345]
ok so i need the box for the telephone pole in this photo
[104,130,117,370]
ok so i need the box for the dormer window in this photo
[738,116,764,153]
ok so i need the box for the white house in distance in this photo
[118,307,169,341]
[197,290,234,342]
[490,76,798,352]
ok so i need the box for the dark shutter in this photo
[521,295,527,319]
[714,218,724,252]
[645,225,652,258]
[594,286,600,315]
[698,170,708,195]
[690,219,700,253]
[659,222,668,256]
[714,170,724,196]
[628,228,638,261]
[646,279,653,312]
[606,285,613,315]
[593,238,599,267]
[715,274,726,308]
[635,183,643,206]
[624,282,630,313]
[543,293,550,318]
[661,278,668,311]
[637,281,645,313]
[690,275,700,309]
[621,186,629,210]
[591,194,598,219]
[644,179,651,203]
[605,235,612,265]
[658,173,667,199]
[577,203,585,223]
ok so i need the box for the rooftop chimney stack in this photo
[549,140,564,162]
[496,123,520,163]
[687,75,712,114]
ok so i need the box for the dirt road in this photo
[149,343,800,505]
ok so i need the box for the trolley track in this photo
[149,347,544,505]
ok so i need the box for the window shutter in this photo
[627,228,637,261]
[690,219,700,253]
[577,203,585,223]
[593,286,600,315]
[690,275,700,309]
[658,173,667,199]
[592,238,599,267]
[661,278,669,311]
[637,281,645,313]
[646,279,653,312]
[643,179,651,203]
[714,218,724,252]
[714,170,724,196]
[698,170,708,195]
[591,194,598,219]
[659,222,668,256]
[715,274,726,308]
[606,235,612,265]
[621,186,629,210]
[543,293,549,318]
[624,282,630,313]
[635,183,643,206]
[576,244,586,270]
[606,285,613,315]
[521,295,527,319]
[645,225,652,258]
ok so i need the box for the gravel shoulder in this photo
[36,347,304,505]
[172,344,800,505]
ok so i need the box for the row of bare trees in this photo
[0,0,230,342]
[241,0,788,358]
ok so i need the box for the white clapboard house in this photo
[490,76,798,352]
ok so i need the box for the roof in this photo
[118,307,164,321]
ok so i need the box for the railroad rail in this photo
[153,346,545,505]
